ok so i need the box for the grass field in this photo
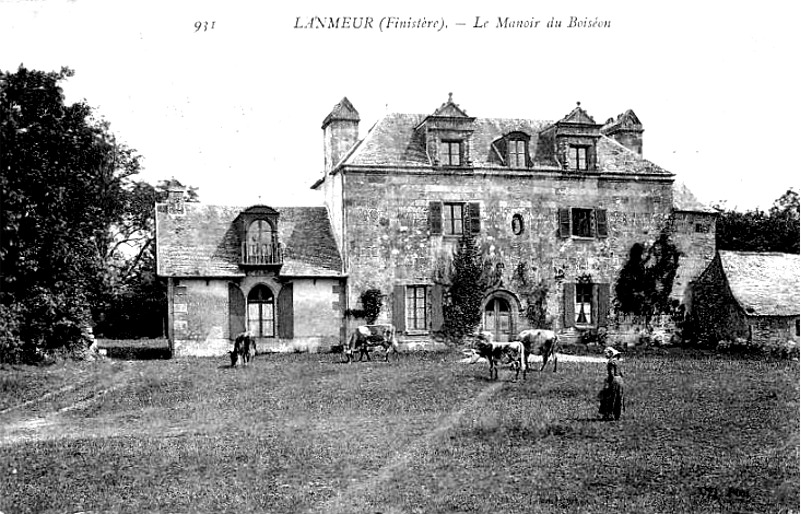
[1,350,798,513]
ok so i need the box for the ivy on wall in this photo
[614,228,682,326]
[512,262,550,329]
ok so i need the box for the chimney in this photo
[166,180,186,215]
[322,97,360,173]
[601,110,644,156]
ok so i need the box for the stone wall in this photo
[291,278,344,351]
[342,169,677,335]
[670,211,717,305]
[749,315,800,347]
[168,276,344,356]
[169,278,231,357]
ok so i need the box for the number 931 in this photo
[194,21,215,32]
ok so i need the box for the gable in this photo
[558,104,598,126]
[431,93,470,118]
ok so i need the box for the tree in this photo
[441,229,486,343]
[614,230,682,324]
[716,189,799,254]
[0,66,140,362]
[93,179,198,339]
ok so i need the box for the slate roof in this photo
[718,251,800,316]
[672,181,717,213]
[342,112,672,176]
[155,203,343,277]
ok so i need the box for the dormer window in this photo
[439,140,462,166]
[417,94,475,168]
[493,131,531,168]
[569,145,589,171]
[235,205,283,267]
[547,103,601,172]
[508,139,527,168]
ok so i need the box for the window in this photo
[559,207,607,238]
[429,201,481,236]
[246,219,277,264]
[439,140,461,166]
[247,285,275,337]
[572,208,593,238]
[569,145,588,171]
[508,140,527,168]
[575,283,593,325]
[511,213,525,235]
[694,223,709,233]
[406,286,428,331]
[443,202,465,235]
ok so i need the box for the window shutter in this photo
[468,202,481,234]
[589,209,597,238]
[228,283,246,339]
[596,209,608,237]
[431,284,444,332]
[428,201,442,235]
[393,285,406,333]
[558,208,571,238]
[277,283,294,339]
[563,282,576,328]
[597,283,610,327]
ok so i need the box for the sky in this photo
[1,0,799,211]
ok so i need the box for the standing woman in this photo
[599,347,624,420]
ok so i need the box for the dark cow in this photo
[344,324,399,363]
[463,332,526,380]
[516,329,560,377]
[231,331,256,367]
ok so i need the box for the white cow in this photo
[516,329,560,378]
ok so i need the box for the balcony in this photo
[241,242,283,266]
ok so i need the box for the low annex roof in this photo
[718,251,800,317]
[155,203,343,278]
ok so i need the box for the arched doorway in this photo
[248,285,275,338]
[483,291,519,342]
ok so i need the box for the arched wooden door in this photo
[484,296,512,342]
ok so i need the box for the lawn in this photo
[0,350,798,514]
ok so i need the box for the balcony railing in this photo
[241,242,283,266]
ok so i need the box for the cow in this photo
[516,329,560,377]
[344,324,399,363]
[463,332,527,381]
[231,331,256,367]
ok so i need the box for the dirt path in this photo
[309,380,506,514]
[0,363,143,447]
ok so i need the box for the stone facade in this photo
[313,96,717,344]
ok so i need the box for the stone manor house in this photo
[156,95,719,356]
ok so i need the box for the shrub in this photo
[345,288,383,324]
[441,230,485,344]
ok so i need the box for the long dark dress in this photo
[598,357,624,420]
